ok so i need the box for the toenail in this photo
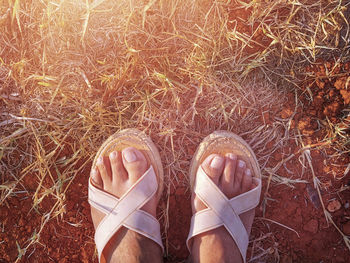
[110,151,117,159]
[97,157,103,164]
[245,169,251,176]
[211,156,224,169]
[123,148,137,163]
[227,153,237,160]
[238,160,245,168]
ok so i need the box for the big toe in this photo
[122,147,148,182]
[201,154,225,185]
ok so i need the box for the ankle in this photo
[105,228,163,263]
[191,227,243,263]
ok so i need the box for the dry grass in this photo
[1,0,350,261]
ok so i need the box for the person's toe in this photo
[201,154,225,185]
[122,147,148,182]
[109,151,127,184]
[96,156,112,187]
[241,168,253,192]
[91,168,103,188]
[222,153,237,196]
[232,159,245,195]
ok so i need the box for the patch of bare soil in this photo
[248,62,350,263]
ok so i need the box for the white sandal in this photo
[88,129,164,263]
[186,131,262,263]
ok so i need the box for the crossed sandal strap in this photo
[186,166,261,262]
[88,177,162,243]
[88,166,164,262]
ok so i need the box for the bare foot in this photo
[191,153,256,263]
[90,147,162,263]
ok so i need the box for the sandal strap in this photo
[88,166,164,262]
[88,179,162,246]
[89,180,118,215]
[186,166,261,262]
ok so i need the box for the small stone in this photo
[343,221,350,236]
[327,199,342,212]
[303,219,318,234]
[306,184,321,209]
[340,89,350,105]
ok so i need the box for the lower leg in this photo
[191,227,241,263]
[104,228,162,263]
[191,211,254,263]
